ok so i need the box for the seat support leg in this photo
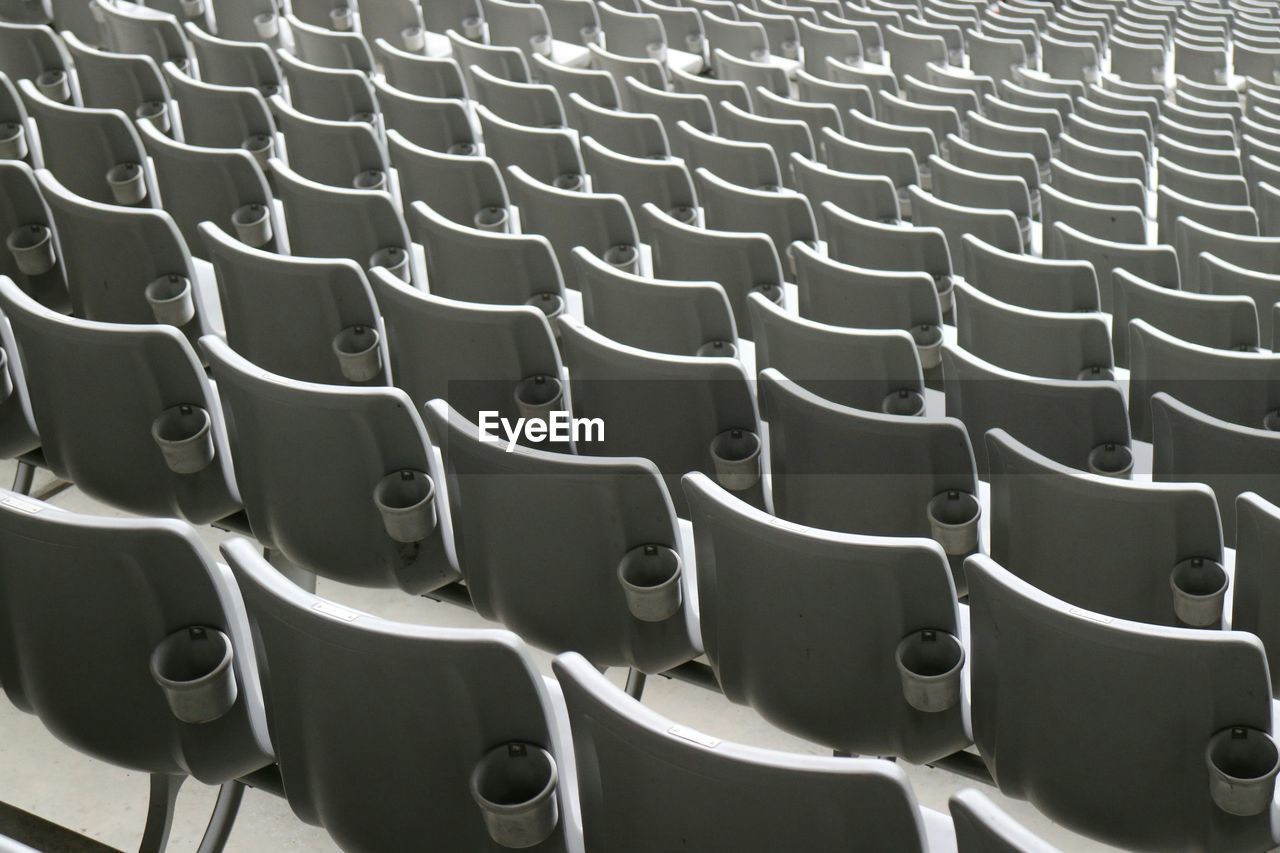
[10,461,34,495]
[624,669,647,701]
[139,774,184,853]
[196,781,245,853]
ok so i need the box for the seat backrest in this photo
[476,103,584,188]
[202,336,455,591]
[672,119,780,190]
[1234,492,1280,697]
[1199,253,1280,349]
[966,553,1277,852]
[694,166,816,273]
[949,789,1060,853]
[0,494,273,782]
[1047,221,1179,310]
[1112,268,1258,368]
[62,31,168,117]
[0,161,67,312]
[268,93,384,188]
[96,0,190,66]
[422,399,698,671]
[961,234,1098,313]
[184,23,280,91]
[0,22,76,88]
[1175,217,1280,293]
[274,48,375,121]
[376,38,466,99]
[388,129,508,229]
[373,77,476,154]
[220,537,578,852]
[163,61,276,151]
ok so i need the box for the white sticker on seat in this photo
[312,601,359,622]
[1,496,42,514]
[668,724,720,749]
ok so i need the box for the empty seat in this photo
[0,160,67,312]
[962,235,1100,313]
[376,40,466,98]
[822,128,920,208]
[62,32,170,126]
[275,49,375,121]
[624,77,713,137]
[388,130,509,231]
[672,120,781,191]
[792,153,900,231]
[1049,159,1147,213]
[717,101,816,185]
[1113,269,1259,368]
[476,103,585,190]
[581,136,697,235]
[164,62,276,156]
[0,23,77,96]
[823,202,954,313]
[373,78,477,154]
[1158,186,1259,244]
[1047,221,1179,310]
[1175,218,1280,293]
[694,167,816,278]
[270,94,384,188]
[950,789,1059,853]
[1041,184,1147,245]
[534,52,620,109]
[1233,492,1280,696]
[286,13,374,70]
[1160,158,1250,207]
[96,1,191,69]
[185,24,281,93]
[568,93,667,158]
[907,186,1021,275]
[929,155,1031,244]
[448,27,530,88]
[1199,253,1280,348]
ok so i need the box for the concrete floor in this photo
[0,458,1122,852]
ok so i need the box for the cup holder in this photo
[1206,727,1280,816]
[617,543,683,622]
[402,25,426,51]
[524,292,565,327]
[152,404,215,474]
[896,629,964,713]
[751,282,783,305]
[150,626,238,724]
[253,10,279,37]
[710,428,761,492]
[145,274,196,327]
[232,203,273,248]
[474,206,509,232]
[933,275,953,313]
[462,14,484,39]
[0,121,28,160]
[329,5,352,29]
[1087,442,1134,478]
[6,224,56,275]
[0,348,13,405]
[552,172,584,192]
[514,374,563,423]
[696,340,737,358]
[374,470,438,544]
[685,31,704,52]
[1264,410,1280,432]
[134,100,170,133]
[646,41,668,62]
[882,388,926,416]
[580,24,602,45]
[749,47,769,62]
[912,324,943,370]
[353,169,387,191]
[332,325,383,383]
[1170,557,1228,628]
[470,743,559,849]
[106,162,147,206]
[530,32,553,57]
[662,203,696,225]
[603,243,639,274]
[241,133,274,170]
[369,246,410,281]
[927,490,980,556]
[1076,364,1115,381]
[179,0,204,18]
[36,69,70,102]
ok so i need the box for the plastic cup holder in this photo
[151,404,215,474]
[448,141,478,156]
[646,41,668,62]
[329,5,352,29]
[751,282,783,305]
[895,629,964,713]
[603,243,639,274]
[897,187,912,220]
[106,162,147,206]
[332,324,383,382]
[241,133,274,170]
[581,24,602,45]
[948,48,963,66]
[1170,557,1228,628]
[374,469,437,543]
[463,14,484,39]
[927,490,981,555]
[667,204,697,224]
[0,348,13,404]
[1206,727,1280,816]
[553,172,585,192]
[710,428,761,492]
[0,121,28,160]
[749,47,768,62]
[471,743,559,849]
[145,274,196,327]
[617,543,683,622]
[882,388,926,416]
[912,324,943,370]
[1213,68,1228,85]
[231,203,273,248]
[353,169,387,191]
[150,626,237,724]
[253,10,279,38]
[782,38,801,59]
[35,69,70,102]
[933,275,953,313]
[696,339,737,358]
[866,45,882,63]
[530,32,553,56]
[685,32,704,52]
[524,291,565,325]
[1264,410,1280,432]
[180,0,204,17]
[1076,364,1114,381]
[474,206,509,232]
[514,374,563,423]
[1087,442,1133,478]
[369,246,410,281]
[6,224,56,275]
[134,100,170,133]
[402,25,426,51]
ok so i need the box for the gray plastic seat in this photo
[791,152,899,231]
[643,202,784,339]
[798,16,866,77]
[586,41,666,94]
[271,94,383,188]
[1199,253,1280,348]
[270,158,415,284]
[286,13,374,70]
[221,537,581,853]
[140,123,279,260]
[533,52,619,110]
[1047,221,1179,310]
[163,62,276,155]
[1113,269,1259,368]
[409,199,567,306]
[424,398,700,671]
[966,552,1278,853]
[884,23,948,80]
[448,28,530,89]
[714,48,790,96]
[942,343,1132,477]
[1048,158,1147,213]
[580,136,696,237]
[1174,37,1228,85]
[0,278,238,521]
[200,221,385,385]
[0,292,37,463]
[388,129,509,230]
[845,109,938,185]
[372,77,476,154]
[702,9,770,60]
[981,92,1063,144]
[18,81,153,206]
[749,291,925,412]
[0,496,273,849]
[905,74,980,124]
[965,27,1027,83]
[470,65,563,129]
[1111,34,1167,84]
[1129,318,1280,441]
[694,167,816,279]
[1175,218,1280,294]
[669,64,752,123]
[1158,186,1259,243]
[987,428,1223,627]
[950,789,1060,853]
[718,101,815,186]
[907,186,1020,275]
[0,160,67,312]
[946,132,1041,206]
[62,32,171,126]
[1233,492,1280,696]
[929,155,1031,243]
[681,470,968,762]
[575,247,736,358]
[1258,182,1280,239]
[826,55,900,95]
[953,279,1113,381]
[0,22,76,98]
[376,39,466,98]
[185,24,281,93]
[96,1,191,68]
[476,103,585,190]
[557,315,764,515]
[820,129,920,210]
[961,235,1099,313]
[796,67,875,117]
[275,49,375,121]
[482,0,587,67]
[1160,158,1250,208]
[966,111,1052,178]
[1041,184,1148,249]
[623,77,713,140]
[671,120,780,191]
[823,202,954,313]
[1158,133,1242,176]
[754,86,842,142]
[350,0,424,59]
[35,169,219,339]
[203,336,456,591]
[566,93,667,158]
[420,0,480,37]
